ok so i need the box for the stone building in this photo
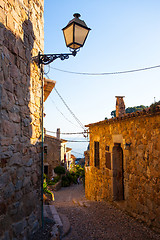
[66,147,72,170]
[0,0,44,239]
[44,128,74,177]
[85,98,160,232]
[43,78,56,179]
[61,138,68,166]
[84,144,90,166]
[44,134,61,179]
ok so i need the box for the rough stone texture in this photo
[85,111,160,232]
[116,96,125,117]
[44,134,62,179]
[84,150,90,166]
[0,0,44,239]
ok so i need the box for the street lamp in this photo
[35,13,91,67]
[36,13,90,228]
[62,13,91,51]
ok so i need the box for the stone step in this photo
[44,204,70,238]
[72,198,78,204]
[72,199,90,207]
[82,201,90,207]
[59,213,71,237]
[44,205,63,229]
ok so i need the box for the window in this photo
[105,145,111,169]
[44,165,48,175]
[105,145,109,151]
[94,141,100,168]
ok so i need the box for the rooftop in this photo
[86,105,160,127]
[45,134,67,143]
[44,78,56,102]
[66,147,72,152]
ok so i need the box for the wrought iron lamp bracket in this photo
[33,50,77,67]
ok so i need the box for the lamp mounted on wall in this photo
[33,13,91,67]
[34,13,90,229]
[124,142,131,150]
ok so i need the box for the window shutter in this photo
[94,141,100,168]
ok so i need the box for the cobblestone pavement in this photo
[53,184,160,240]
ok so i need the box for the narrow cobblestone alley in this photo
[53,184,160,240]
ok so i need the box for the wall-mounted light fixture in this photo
[34,13,90,228]
[124,142,131,150]
[33,13,91,67]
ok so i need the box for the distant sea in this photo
[65,137,89,158]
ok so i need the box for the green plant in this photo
[71,165,84,177]
[59,164,86,187]
[47,176,60,185]
[43,179,54,200]
[61,175,70,187]
[66,172,77,184]
[70,173,77,184]
[54,166,66,175]
[150,101,160,112]
[53,176,61,183]
[110,105,148,118]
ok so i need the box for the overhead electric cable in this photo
[65,140,89,142]
[46,130,86,135]
[44,73,86,130]
[49,96,80,129]
[72,151,84,156]
[50,64,160,76]
[54,87,86,130]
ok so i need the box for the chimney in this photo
[56,128,60,139]
[116,96,125,117]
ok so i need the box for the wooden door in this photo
[112,143,124,200]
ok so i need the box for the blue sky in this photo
[44,0,160,157]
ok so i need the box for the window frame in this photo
[94,141,100,168]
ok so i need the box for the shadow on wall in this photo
[0,18,42,239]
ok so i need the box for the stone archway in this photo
[112,143,124,201]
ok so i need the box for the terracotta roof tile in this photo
[85,107,160,127]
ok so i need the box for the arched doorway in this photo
[112,143,124,201]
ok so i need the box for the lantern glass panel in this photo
[63,24,74,47]
[75,24,89,46]
[69,43,81,49]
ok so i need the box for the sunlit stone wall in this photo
[0,0,44,238]
[44,134,61,179]
[85,110,160,232]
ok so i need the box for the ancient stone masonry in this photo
[44,134,62,179]
[85,106,160,232]
[0,0,44,239]
[116,96,125,117]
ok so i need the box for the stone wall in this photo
[85,110,160,232]
[44,134,61,179]
[84,150,90,166]
[0,0,44,239]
